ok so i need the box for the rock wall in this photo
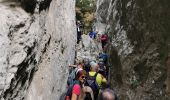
[0,0,76,100]
[96,0,170,99]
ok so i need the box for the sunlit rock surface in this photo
[0,0,76,99]
[76,34,102,61]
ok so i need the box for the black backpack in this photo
[84,92,92,100]
[98,62,106,77]
[85,72,100,98]
[84,60,91,72]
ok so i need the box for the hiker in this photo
[76,21,82,44]
[66,68,86,100]
[89,61,107,86]
[89,30,97,39]
[98,61,107,78]
[99,52,108,65]
[98,52,109,79]
[83,58,91,72]
[85,61,107,100]
[100,33,108,49]
[98,89,118,100]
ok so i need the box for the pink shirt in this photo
[72,84,81,95]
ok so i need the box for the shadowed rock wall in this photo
[96,0,170,99]
[0,0,76,99]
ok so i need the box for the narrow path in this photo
[61,33,112,100]
[76,34,102,62]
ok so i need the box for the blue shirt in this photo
[89,31,96,39]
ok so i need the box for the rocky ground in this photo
[76,34,102,62]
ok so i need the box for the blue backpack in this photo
[99,53,108,64]
[67,68,78,86]
[66,68,80,100]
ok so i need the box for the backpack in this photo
[84,59,91,72]
[65,82,77,100]
[99,53,108,64]
[98,62,106,77]
[67,68,77,86]
[84,92,92,100]
[85,72,100,97]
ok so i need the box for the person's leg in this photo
[103,41,107,50]
[101,41,104,49]
[77,34,81,44]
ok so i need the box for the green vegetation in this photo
[130,78,140,89]
[76,0,96,32]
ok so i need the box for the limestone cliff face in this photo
[96,0,170,99]
[0,0,76,100]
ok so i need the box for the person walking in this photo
[98,89,118,100]
[100,33,108,50]
[66,68,86,100]
[76,21,82,44]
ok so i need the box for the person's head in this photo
[98,89,117,100]
[90,61,99,72]
[75,68,86,83]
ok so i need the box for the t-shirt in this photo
[89,72,107,86]
[100,34,108,42]
[89,32,96,39]
[77,27,81,32]
[72,84,81,95]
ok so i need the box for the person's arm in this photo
[69,65,77,68]
[71,93,78,100]
[89,87,94,100]
[82,86,94,100]
[101,75,107,83]
[71,84,81,100]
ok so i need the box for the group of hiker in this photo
[76,21,108,50]
[88,30,109,50]
[65,52,117,100]
[68,21,117,100]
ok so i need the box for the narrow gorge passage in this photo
[0,0,169,100]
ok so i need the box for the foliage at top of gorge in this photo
[76,0,96,32]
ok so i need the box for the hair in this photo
[75,68,86,79]
[98,89,118,100]
[90,61,98,71]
